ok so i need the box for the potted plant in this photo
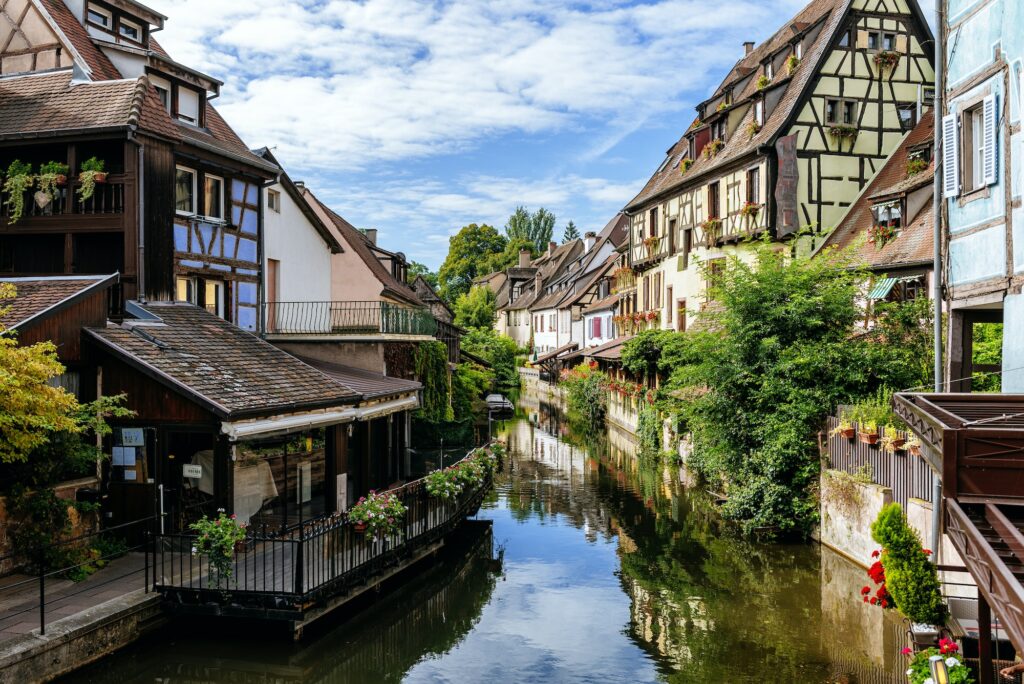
[902,640,973,683]
[451,458,486,489]
[906,158,928,176]
[859,419,880,445]
[786,53,801,75]
[716,101,729,112]
[867,222,898,248]
[739,201,760,220]
[828,124,859,140]
[702,138,725,160]
[76,157,107,202]
[642,235,660,255]
[881,424,907,454]
[3,160,34,223]
[680,158,694,174]
[424,468,463,500]
[756,74,771,90]
[830,415,856,440]
[745,120,762,140]
[873,50,900,71]
[189,509,248,589]
[348,490,407,538]
[907,436,922,457]
[36,161,69,210]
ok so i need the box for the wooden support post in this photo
[214,433,233,515]
[979,594,993,684]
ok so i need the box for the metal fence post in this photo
[38,550,45,635]
[144,530,150,593]
[295,525,305,596]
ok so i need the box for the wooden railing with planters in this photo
[1,158,124,225]
[152,442,500,617]
[825,415,936,510]
[632,233,668,267]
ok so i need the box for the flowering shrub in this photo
[872,503,946,625]
[868,222,898,248]
[903,640,973,684]
[451,458,486,489]
[349,490,407,538]
[424,468,463,500]
[190,509,247,587]
[860,549,893,608]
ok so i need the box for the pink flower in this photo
[901,647,912,656]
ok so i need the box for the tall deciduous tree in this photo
[453,285,497,330]
[437,223,506,303]
[562,220,580,243]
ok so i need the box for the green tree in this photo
[481,236,536,275]
[437,223,506,303]
[407,261,439,290]
[562,220,580,243]
[0,283,80,463]
[531,208,556,250]
[453,285,497,330]
[503,206,557,253]
[462,328,521,387]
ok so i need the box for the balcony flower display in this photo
[828,124,859,140]
[451,457,487,489]
[424,468,463,500]
[349,490,406,538]
[76,157,107,202]
[645,310,659,322]
[190,509,248,588]
[642,235,660,254]
[745,120,762,140]
[830,415,855,440]
[739,201,760,219]
[873,50,900,71]
[903,641,972,683]
[906,158,928,176]
[36,161,69,208]
[3,159,33,224]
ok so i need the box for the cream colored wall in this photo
[0,0,75,75]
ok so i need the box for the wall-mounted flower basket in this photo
[873,50,900,71]
[906,158,928,177]
[739,202,760,220]
[77,157,107,203]
[642,235,660,254]
[828,124,859,140]
[680,158,694,174]
[867,222,897,249]
[702,138,724,160]
[786,54,801,75]
[756,75,771,90]
[858,422,880,445]
[745,121,762,140]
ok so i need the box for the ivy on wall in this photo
[414,341,454,424]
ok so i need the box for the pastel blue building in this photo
[942,0,1024,391]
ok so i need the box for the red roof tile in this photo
[0,275,116,330]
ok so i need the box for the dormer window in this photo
[755,99,764,125]
[87,4,111,28]
[871,200,902,231]
[765,61,774,80]
[794,42,803,59]
[711,119,726,141]
[119,18,142,42]
[149,74,171,112]
[177,87,200,125]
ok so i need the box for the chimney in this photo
[535,270,543,292]
[364,228,377,245]
[519,248,531,269]
[548,241,557,255]
[744,41,755,56]
[584,231,597,253]
[294,180,305,189]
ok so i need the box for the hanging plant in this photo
[828,124,859,140]
[745,120,762,140]
[906,158,928,177]
[348,490,406,538]
[880,424,908,454]
[702,138,724,160]
[642,235,660,254]
[739,201,760,219]
[680,158,694,174]
[867,222,898,249]
[786,54,801,75]
[76,157,107,203]
[756,74,771,90]
[716,101,729,112]
[424,468,463,500]
[873,50,900,71]
[3,160,34,223]
[36,161,69,208]
[414,340,453,423]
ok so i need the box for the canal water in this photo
[71,396,909,683]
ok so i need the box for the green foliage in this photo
[413,362,488,446]
[79,157,105,173]
[462,327,521,387]
[562,220,580,243]
[407,261,439,289]
[414,341,453,424]
[76,157,106,202]
[906,647,973,684]
[453,285,497,330]
[191,511,247,588]
[637,403,662,457]
[425,468,463,499]
[3,159,33,223]
[849,387,901,433]
[480,236,536,275]
[871,503,946,625]
[505,206,556,253]
[972,322,1003,392]
[645,244,933,538]
[348,490,406,538]
[561,363,607,431]
[438,223,507,303]
[37,161,69,202]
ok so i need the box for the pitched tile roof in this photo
[817,112,935,270]
[294,356,421,400]
[41,0,122,80]
[581,291,621,315]
[626,0,847,210]
[0,70,148,139]
[85,302,361,419]
[584,335,631,361]
[0,274,116,330]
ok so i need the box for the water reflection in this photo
[74,397,909,683]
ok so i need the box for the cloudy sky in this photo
[149,0,936,269]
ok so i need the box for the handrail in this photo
[265,300,437,336]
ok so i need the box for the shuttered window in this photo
[982,94,998,186]
[942,114,959,199]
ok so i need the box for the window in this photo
[649,208,658,239]
[175,166,196,215]
[677,299,687,332]
[794,42,803,59]
[882,33,895,51]
[267,189,281,212]
[843,101,857,125]
[149,74,171,112]
[176,276,197,304]
[203,174,224,220]
[838,28,851,48]
[826,99,839,124]
[205,280,225,318]
[712,119,726,141]
[826,99,857,125]
[867,32,879,50]
[896,102,917,132]
[708,182,720,219]
[177,87,200,125]
[87,4,111,28]
[765,61,774,80]
[682,229,692,270]
[871,200,902,231]
[666,286,673,327]
[754,99,764,125]
[746,168,761,204]
[960,102,997,193]
[119,18,142,42]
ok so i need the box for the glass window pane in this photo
[204,177,223,218]
[237,282,257,306]
[240,210,258,235]
[178,88,200,124]
[175,168,194,213]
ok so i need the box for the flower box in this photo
[859,431,880,445]
[837,427,855,439]
[873,50,900,71]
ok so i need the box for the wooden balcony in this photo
[630,234,670,270]
[265,300,438,337]
[0,175,127,230]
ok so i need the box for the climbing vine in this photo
[414,340,453,424]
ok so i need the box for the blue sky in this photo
[150,0,936,270]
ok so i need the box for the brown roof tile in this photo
[41,0,122,81]
[296,356,421,400]
[85,302,360,419]
[0,275,116,330]
[817,112,935,270]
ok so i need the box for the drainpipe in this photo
[136,139,146,303]
[930,0,946,563]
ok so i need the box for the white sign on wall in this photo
[182,464,203,479]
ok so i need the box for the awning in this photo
[354,395,419,421]
[868,277,897,299]
[535,342,579,364]
[222,407,358,441]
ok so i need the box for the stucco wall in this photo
[264,182,333,308]
[819,470,892,565]
[1004,293,1024,392]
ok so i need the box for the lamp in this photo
[928,655,949,684]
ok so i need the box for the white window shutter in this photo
[942,114,960,198]
[983,94,998,186]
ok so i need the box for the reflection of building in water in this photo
[622,574,712,667]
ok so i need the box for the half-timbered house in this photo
[623,0,935,331]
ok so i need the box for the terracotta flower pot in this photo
[94,171,108,183]
[909,444,921,457]
[859,432,880,446]
[838,427,855,440]
[55,174,67,186]
[890,438,907,450]
[353,522,367,533]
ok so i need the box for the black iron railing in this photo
[265,301,438,336]
[152,444,494,614]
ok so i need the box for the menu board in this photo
[113,428,148,483]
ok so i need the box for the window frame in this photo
[962,101,987,194]
[176,86,201,125]
[118,17,143,43]
[708,182,721,220]
[86,3,112,30]
[867,31,880,51]
[175,166,197,216]
[746,167,761,205]
[202,173,225,221]
[754,99,764,126]
[175,276,197,304]
[267,189,281,212]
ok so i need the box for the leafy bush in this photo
[414,341,453,424]
[637,402,661,457]
[561,363,607,430]
[190,510,248,587]
[463,327,521,388]
[871,503,946,625]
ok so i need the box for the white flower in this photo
[946,657,959,668]
[906,670,913,676]
[924,678,934,684]
[191,546,197,554]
